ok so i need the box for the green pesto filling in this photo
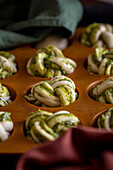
[40,47,56,57]
[29,109,52,117]
[97,114,106,128]
[0,112,11,122]
[55,86,70,98]
[25,109,80,143]
[0,51,15,62]
[24,95,36,104]
[27,110,53,129]
[53,120,77,134]
[97,108,113,129]
[90,87,113,104]
[92,54,101,67]
[40,121,58,138]
[36,83,54,95]
[0,100,8,106]
[0,53,16,76]
[32,125,47,143]
[27,115,47,130]
[0,71,12,79]
[45,69,54,78]
[50,78,73,86]
[0,86,9,96]
[28,46,75,78]
[81,23,100,46]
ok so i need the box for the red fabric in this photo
[16,126,113,170]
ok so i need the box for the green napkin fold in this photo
[0,0,83,49]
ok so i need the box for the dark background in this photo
[79,0,113,26]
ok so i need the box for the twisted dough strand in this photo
[81,23,113,48]
[0,83,12,106]
[25,109,80,143]
[0,51,17,79]
[97,107,113,130]
[89,77,113,104]
[88,47,113,75]
[25,76,78,107]
[0,112,13,142]
[27,45,77,78]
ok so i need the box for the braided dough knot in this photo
[25,109,80,143]
[97,107,113,130]
[81,23,113,48]
[0,51,17,79]
[27,45,76,78]
[0,112,13,142]
[25,76,78,107]
[90,77,113,104]
[88,47,113,75]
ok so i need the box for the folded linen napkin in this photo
[16,126,113,170]
[0,0,83,50]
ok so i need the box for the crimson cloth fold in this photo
[16,126,113,170]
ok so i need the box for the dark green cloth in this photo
[0,0,83,49]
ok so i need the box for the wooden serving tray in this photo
[0,28,112,154]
